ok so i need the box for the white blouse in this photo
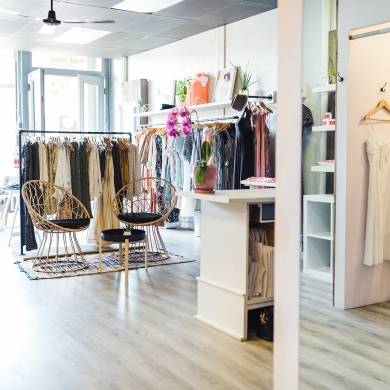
[363,132,390,266]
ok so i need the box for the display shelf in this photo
[303,267,332,282]
[247,296,274,310]
[307,232,332,240]
[312,125,335,132]
[312,85,337,93]
[303,195,334,282]
[132,100,232,118]
[311,165,334,173]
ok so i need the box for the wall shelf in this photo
[132,100,232,118]
[312,125,335,132]
[247,296,274,310]
[312,85,337,93]
[311,165,334,173]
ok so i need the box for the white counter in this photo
[180,189,275,341]
[177,188,275,204]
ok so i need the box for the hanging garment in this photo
[363,132,390,266]
[89,154,120,244]
[111,141,123,195]
[185,73,208,106]
[251,110,272,178]
[21,143,38,251]
[38,140,48,183]
[45,141,58,215]
[70,142,92,217]
[54,142,72,197]
[89,144,102,199]
[233,109,254,189]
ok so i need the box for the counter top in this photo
[177,189,275,204]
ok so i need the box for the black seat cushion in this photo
[51,218,90,229]
[118,212,161,224]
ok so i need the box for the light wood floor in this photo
[1,228,390,389]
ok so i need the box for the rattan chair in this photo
[113,177,178,260]
[21,180,91,273]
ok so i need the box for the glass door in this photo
[28,69,45,131]
[78,75,104,132]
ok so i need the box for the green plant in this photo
[176,77,192,102]
[328,55,335,77]
[124,224,132,232]
[137,97,143,107]
[195,141,212,184]
[230,60,257,90]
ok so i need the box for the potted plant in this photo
[328,55,336,84]
[137,97,144,113]
[175,77,192,107]
[123,224,132,236]
[230,60,257,94]
[193,140,217,194]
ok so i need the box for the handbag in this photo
[256,307,274,342]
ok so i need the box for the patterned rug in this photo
[14,252,195,280]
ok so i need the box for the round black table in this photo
[99,229,148,276]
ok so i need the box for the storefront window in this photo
[0,50,16,174]
[31,53,102,72]
[44,75,78,131]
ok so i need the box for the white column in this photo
[274,0,303,389]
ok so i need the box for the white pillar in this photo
[274,0,303,389]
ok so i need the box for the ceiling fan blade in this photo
[62,20,115,24]
[0,8,40,20]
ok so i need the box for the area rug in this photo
[14,252,195,280]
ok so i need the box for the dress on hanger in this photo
[233,109,254,189]
[363,132,390,266]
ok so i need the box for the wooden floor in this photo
[1,228,390,389]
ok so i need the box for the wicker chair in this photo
[113,177,178,260]
[21,180,91,273]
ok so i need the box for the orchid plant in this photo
[166,106,192,138]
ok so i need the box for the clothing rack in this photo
[136,115,239,128]
[18,129,132,255]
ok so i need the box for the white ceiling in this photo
[0,0,277,58]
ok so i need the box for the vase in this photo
[240,88,249,95]
[327,75,336,85]
[193,166,217,194]
[175,96,185,107]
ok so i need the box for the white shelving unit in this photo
[312,125,335,132]
[178,189,276,341]
[311,165,334,173]
[303,194,334,282]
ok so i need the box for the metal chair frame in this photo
[113,177,178,260]
[21,180,90,273]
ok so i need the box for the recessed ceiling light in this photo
[113,0,183,13]
[52,27,111,44]
[39,25,56,35]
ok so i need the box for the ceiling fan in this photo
[0,0,115,32]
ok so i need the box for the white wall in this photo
[335,0,390,309]
[125,10,278,173]
[110,58,122,132]
[127,27,225,123]
[226,10,278,174]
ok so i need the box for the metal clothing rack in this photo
[18,129,132,255]
[136,115,239,128]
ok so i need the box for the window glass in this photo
[0,50,16,174]
[44,75,78,131]
[32,53,102,72]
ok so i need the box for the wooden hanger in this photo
[364,99,390,121]
[260,101,273,114]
